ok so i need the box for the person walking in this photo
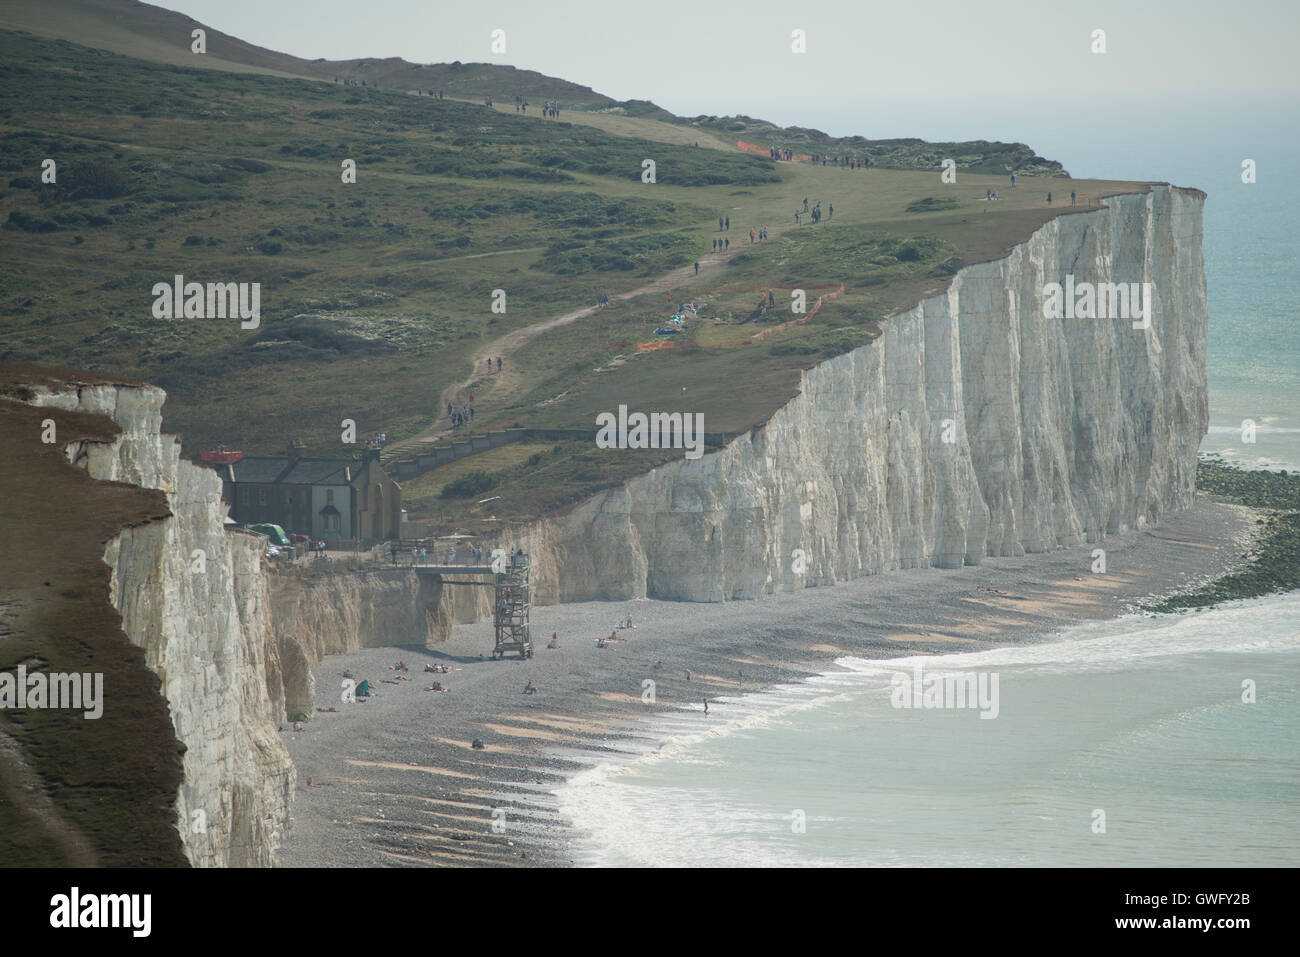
[724,237,729,250]
[725,216,730,230]
[1070,190,1076,205]
[1047,192,1052,204]
[694,261,700,275]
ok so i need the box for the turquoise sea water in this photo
[557,595,1300,867]
[557,95,1300,866]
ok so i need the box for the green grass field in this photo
[0,26,1150,529]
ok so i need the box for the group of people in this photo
[484,356,503,373]
[796,197,830,225]
[596,292,611,307]
[767,146,873,169]
[748,226,769,243]
[384,540,488,564]
[810,154,869,169]
[712,237,730,251]
[417,89,445,99]
[449,403,473,427]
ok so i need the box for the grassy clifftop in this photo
[0,22,1147,529]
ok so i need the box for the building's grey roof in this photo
[215,457,357,486]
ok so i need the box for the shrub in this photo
[905,196,958,213]
[439,470,500,499]
[66,160,134,199]
[6,210,58,232]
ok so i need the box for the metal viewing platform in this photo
[413,556,532,659]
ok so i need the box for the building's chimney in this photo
[288,438,306,464]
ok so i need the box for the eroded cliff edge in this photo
[5,183,1207,865]
[505,185,1208,603]
[21,380,450,865]
[26,383,293,866]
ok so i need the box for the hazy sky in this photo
[156,0,1298,110]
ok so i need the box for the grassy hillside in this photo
[687,114,1069,177]
[0,23,1148,531]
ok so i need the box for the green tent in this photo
[355,680,371,697]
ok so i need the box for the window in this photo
[258,488,267,506]
[240,487,249,505]
[326,488,335,504]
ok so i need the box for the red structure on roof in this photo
[200,450,244,463]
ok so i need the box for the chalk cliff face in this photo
[31,383,293,867]
[263,566,448,720]
[18,183,1206,865]
[514,186,1208,601]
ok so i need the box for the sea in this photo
[554,93,1300,867]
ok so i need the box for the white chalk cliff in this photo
[516,186,1208,602]
[31,383,293,867]
[21,183,1207,864]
